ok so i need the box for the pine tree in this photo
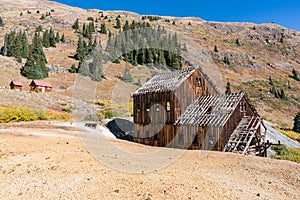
[121,66,133,83]
[40,14,45,20]
[214,45,218,52]
[115,18,121,29]
[100,23,107,34]
[0,17,4,26]
[72,18,79,30]
[225,81,231,95]
[236,38,241,46]
[90,46,103,81]
[76,37,85,63]
[293,112,300,133]
[60,33,65,43]
[21,52,36,78]
[42,30,50,48]
[55,32,60,43]
[292,68,300,81]
[279,88,287,100]
[269,76,274,85]
[49,28,56,47]
[69,63,77,73]
[14,35,22,63]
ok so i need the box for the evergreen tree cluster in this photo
[0,16,5,26]
[1,31,29,63]
[76,37,98,66]
[42,28,65,48]
[269,77,287,100]
[72,18,95,39]
[21,32,48,79]
[141,16,161,21]
[78,45,103,81]
[106,24,183,69]
[82,21,95,39]
[223,56,230,65]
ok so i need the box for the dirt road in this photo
[0,121,299,199]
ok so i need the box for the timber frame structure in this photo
[132,67,267,156]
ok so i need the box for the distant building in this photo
[10,81,23,91]
[29,80,52,92]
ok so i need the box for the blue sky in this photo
[55,0,300,31]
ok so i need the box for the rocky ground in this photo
[0,121,299,200]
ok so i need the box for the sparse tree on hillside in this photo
[60,33,65,43]
[292,68,300,81]
[115,18,121,29]
[0,17,4,27]
[55,32,60,43]
[72,18,79,30]
[293,112,300,133]
[225,81,231,95]
[121,66,133,83]
[214,45,218,53]
[236,38,241,46]
[100,23,107,34]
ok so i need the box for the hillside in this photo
[0,0,300,127]
[0,121,299,200]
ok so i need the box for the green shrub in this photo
[102,110,120,119]
[272,145,300,163]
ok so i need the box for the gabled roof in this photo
[175,92,245,127]
[10,81,23,86]
[30,80,52,88]
[133,67,196,96]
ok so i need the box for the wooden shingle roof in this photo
[133,67,196,96]
[175,92,245,127]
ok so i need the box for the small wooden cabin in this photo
[29,80,52,92]
[132,67,217,147]
[10,81,23,91]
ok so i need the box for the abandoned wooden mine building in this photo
[132,67,267,156]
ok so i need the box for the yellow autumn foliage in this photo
[0,105,71,123]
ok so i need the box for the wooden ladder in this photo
[223,116,261,155]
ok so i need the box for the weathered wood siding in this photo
[133,70,215,147]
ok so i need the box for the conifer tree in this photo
[49,28,56,47]
[40,14,45,20]
[60,33,65,43]
[236,38,241,46]
[55,32,60,43]
[225,81,231,95]
[292,68,300,81]
[42,30,50,48]
[76,37,85,63]
[72,18,79,30]
[0,17,4,26]
[100,23,107,34]
[293,112,300,133]
[214,45,218,52]
[90,46,103,81]
[14,36,22,63]
[115,18,121,29]
[121,66,133,83]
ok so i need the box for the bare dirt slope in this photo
[0,122,299,200]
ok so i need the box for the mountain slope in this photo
[0,0,299,126]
